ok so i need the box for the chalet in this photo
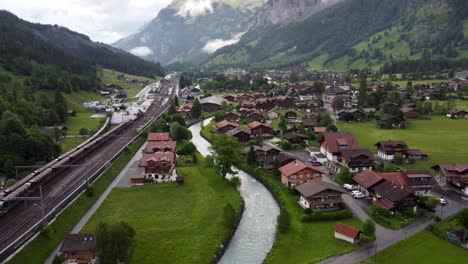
[331,96,351,111]
[337,109,366,122]
[254,146,280,163]
[191,86,201,95]
[177,103,193,118]
[296,179,344,211]
[148,132,170,142]
[268,108,279,120]
[227,128,251,144]
[302,117,317,130]
[254,98,275,111]
[334,223,361,245]
[279,160,325,187]
[247,121,273,137]
[59,234,95,264]
[239,108,255,116]
[379,114,405,129]
[223,94,236,102]
[447,109,468,119]
[116,88,127,99]
[140,153,176,182]
[242,101,256,109]
[339,149,374,173]
[433,164,468,195]
[284,110,298,121]
[246,111,265,122]
[283,132,308,145]
[146,141,176,153]
[264,153,295,171]
[275,96,295,108]
[373,181,417,210]
[375,141,409,160]
[224,111,240,122]
[320,133,360,162]
[214,120,239,134]
[363,108,377,114]
[403,171,436,195]
[402,107,421,119]
[324,86,347,101]
[199,96,228,113]
[180,87,192,100]
[353,170,385,198]
[406,149,428,160]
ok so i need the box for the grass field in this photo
[361,231,468,264]
[81,154,242,264]
[8,138,146,264]
[201,124,365,263]
[100,68,157,98]
[338,116,468,170]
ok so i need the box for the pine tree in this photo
[191,98,202,119]
[247,145,257,166]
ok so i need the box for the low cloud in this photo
[177,0,216,18]
[202,32,245,54]
[130,46,153,57]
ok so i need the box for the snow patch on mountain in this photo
[130,46,153,57]
[201,31,245,53]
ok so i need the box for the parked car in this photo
[351,190,361,196]
[352,192,365,199]
[343,184,357,190]
[311,161,322,166]
[439,198,447,205]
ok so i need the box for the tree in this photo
[458,208,468,230]
[170,114,186,127]
[191,98,202,119]
[273,159,281,177]
[176,140,196,155]
[362,219,376,237]
[358,78,368,107]
[247,145,257,166]
[393,154,404,165]
[337,167,353,184]
[95,221,136,264]
[209,134,243,178]
[173,95,179,106]
[277,209,290,233]
[167,104,177,116]
[169,122,192,141]
[326,124,338,133]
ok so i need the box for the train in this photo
[0,116,138,210]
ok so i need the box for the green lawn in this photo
[201,124,365,264]
[338,116,468,170]
[361,231,468,264]
[100,68,157,98]
[8,138,146,264]
[81,154,242,264]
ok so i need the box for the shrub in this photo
[370,205,391,218]
[230,176,241,188]
[301,209,353,222]
[362,219,376,236]
[278,209,290,233]
[79,127,90,136]
[176,140,196,155]
[52,255,65,264]
[303,208,312,214]
[86,185,94,197]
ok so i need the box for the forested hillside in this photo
[207,0,468,72]
[0,11,165,180]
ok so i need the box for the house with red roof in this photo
[147,132,170,142]
[214,120,239,134]
[146,141,177,154]
[140,153,176,183]
[246,121,273,137]
[279,160,325,187]
[319,133,360,161]
[334,223,361,244]
[177,103,193,118]
[353,170,385,198]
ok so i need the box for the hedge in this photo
[301,209,353,222]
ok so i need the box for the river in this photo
[189,118,280,264]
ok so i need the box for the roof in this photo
[146,141,177,153]
[407,149,427,156]
[199,96,228,106]
[374,198,395,210]
[247,121,271,129]
[302,118,317,127]
[60,234,95,253]
[334,223,360,239]
[226,127,249,136]
[254,145,280,153]
[320,133,360,154]
[340,149,374,161]
[374,141,409,151]
[296,179,344,198]
[373,181,414,203]
[405,170,433,179]
[353,170,384,189]
[379,172,408,188]
[433,164,468,176]
[140,153,175,167]
[314,127,327,133]
[214,120,239,130]
[283,132,308,141]
[279,160,325,177]
[148,132,170,142]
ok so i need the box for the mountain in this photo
[0,10,164,79]
[113,0,268,65]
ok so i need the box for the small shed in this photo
[130,175,145,186]
[334,223,361,244]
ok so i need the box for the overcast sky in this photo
[0,0,172,44]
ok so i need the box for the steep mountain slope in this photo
[113,0,267,65]
[0,10,164,78]
[207,0,468,70]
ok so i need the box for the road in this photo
[0,76,178,263]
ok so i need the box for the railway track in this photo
[0,77,178,262]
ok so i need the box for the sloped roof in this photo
[335,223,360,239]
[60,234,95,253]
[279,160,324,177]
[320,133,360,154]
[199,96,227,106]
[140,153,175,167]
[373,181,414,203]
[146,141,177,153]
[148,132,170,142]
[353,170,383,189]
[340,149,374,161]
[214,120,239,130]
[296,179,344,198]
[247,121,271,129]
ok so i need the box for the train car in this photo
[29,168,53,185]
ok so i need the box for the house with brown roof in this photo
[247,121,273,137]
[302,117,317,130]
[403,170,436,195]
[373,181,417,210]
[375,141,409,160]
[447,109,468,119]
[214,120,239,134]
[339,149,374,173]
[267,108,279,120]
[402,107,421,119]
[146,141,177,153]
[353,170,385,198]
[283,132,308,145]
[334,223,361,244]
[284,110,298,121]
[246,111,265,122]
[433,164,468,195]
[254,146,281,163]
[320,133,360,162]
[59,234,95,264]
[264,153,295,171]
[224,111,240,122]
[227,128,251,144]
[274,96,295,108]
[148,132,170,142]
[279,160,324,187]
[296,179,344,211]
[140,153,176,182]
